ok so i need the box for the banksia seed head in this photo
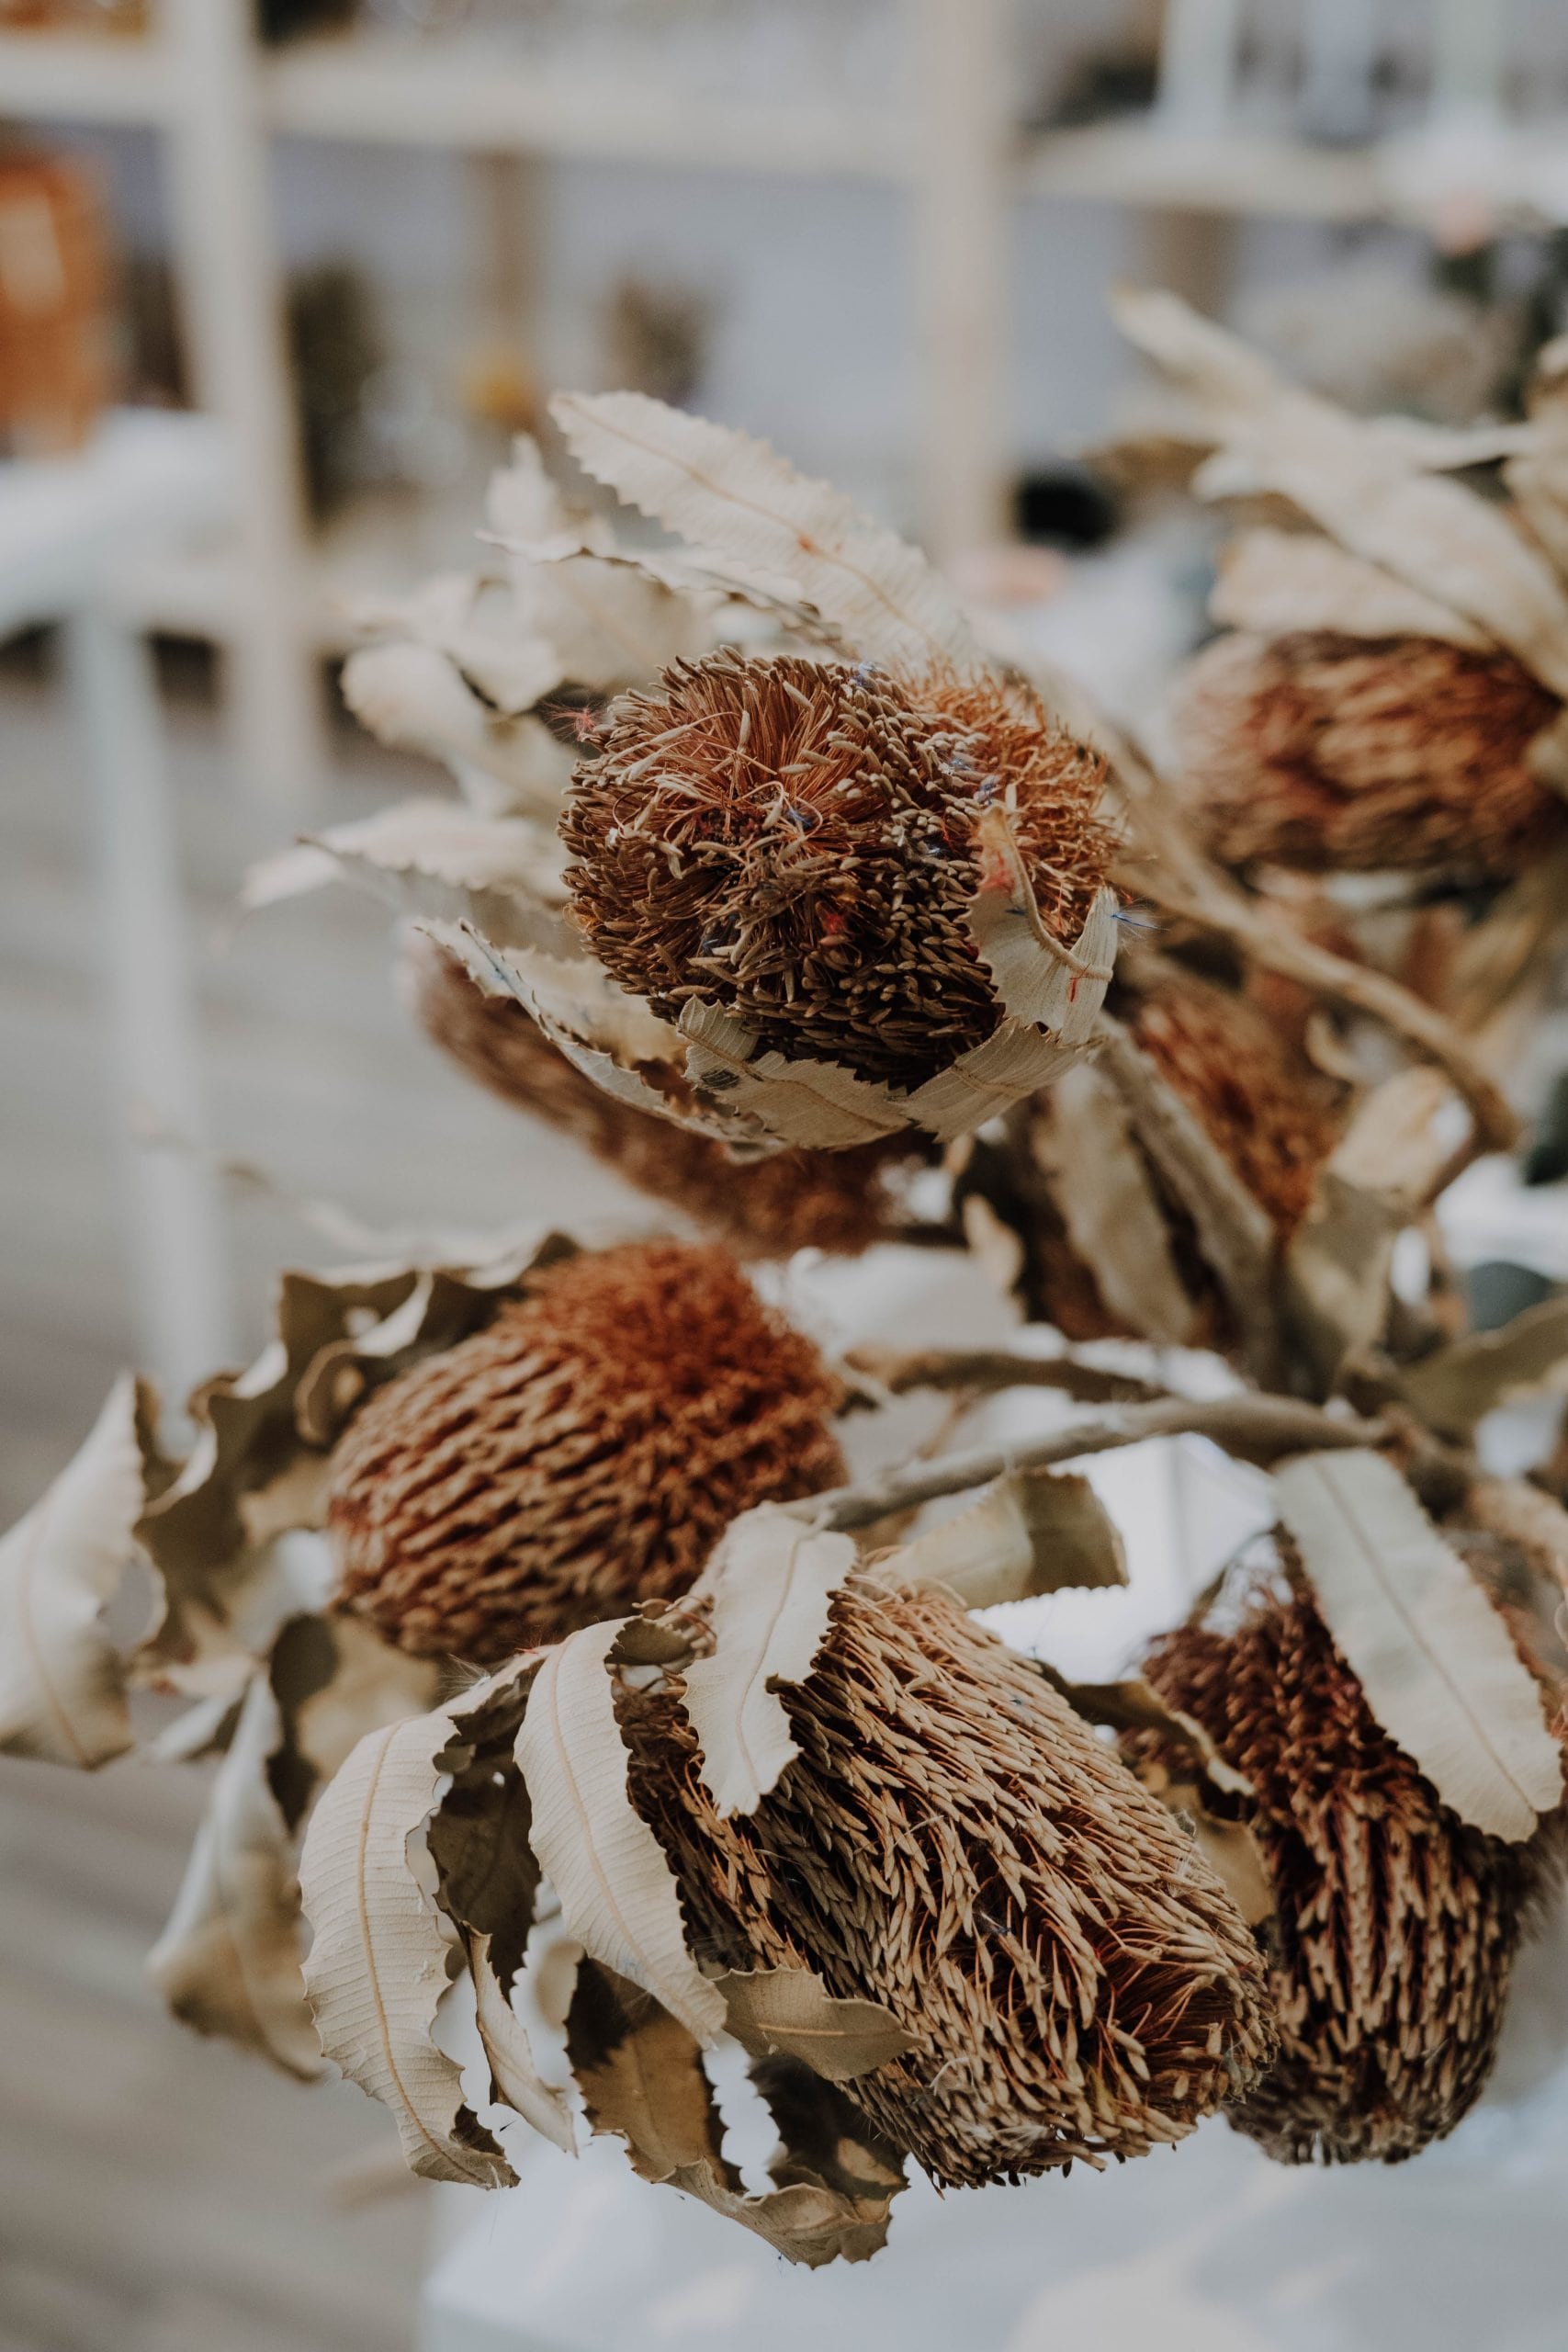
[1170,630,1562,876]
[1129,971,1342,1240]
[1134,1551,1539,2165]
[328,1242,845,1664]
[619,1580,1275,2188]
[561,651,1111,1089]
[403,929,931,1258]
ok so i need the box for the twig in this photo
[799,1394,1389,1533]
[843,1344,1169,1408]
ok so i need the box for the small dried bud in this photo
[561,651,1110,1088]
[404,929,931,1258]
[620,1580,1275,2188]
[328,1242,844,1663]
[1130,971,1342,1240]
[1171,630,1562,875]
[1135,1553,1539,2165]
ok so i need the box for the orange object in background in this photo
[0,153,118,458]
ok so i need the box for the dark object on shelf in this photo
[1464,1261,1559,1334]
[0,151,118,458]
[1025,50,1157,133]
[1523,1071,1568,1187]
[604,272,714,412]
[1014,464,1120,551]
[254,0,356,41]
[287,261,383,524]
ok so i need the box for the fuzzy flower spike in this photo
[428,391,1122,1153]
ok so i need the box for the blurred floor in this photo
[0,646,638,2352]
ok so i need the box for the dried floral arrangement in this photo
[7,292,1568,2273]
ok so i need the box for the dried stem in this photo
[843,1345,1169,1408]
[800,1394,1391,1534]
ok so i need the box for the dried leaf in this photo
[567,1958,730,2185]
[1116,288,1568,700]
[339,639,577,817]
[427,1657,543,1995]
[1462,1477,1568,1581]
[299,1709,516,2186]
[680,1508,858,1818]
[553,390,976,673]
[1275,1449,1561,1841]
[470,1929,577,2154]
[1042,1668,1253,1799]
[887,1467,1127,1609]
[0,1376,149,1768]
[268,1611,443,1835]
[352,571,566,715]
[966,812,1119,1046]
[1131,1754,1275,1929]
[715,1966,914,2081]
[1210,527,1493,649]
[515,1618,727,2045]
[1400,1297,1568,1438]
[148,1669,324,2079]
[1030,1062,1198,1347]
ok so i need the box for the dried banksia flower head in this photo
[620,1579,1275,2188]
[1134,1550,1540,2165]
[561,650,1111,1089]
[404,929,931,1258]
[1170,630,1563,876]
[328,1241,845,1663]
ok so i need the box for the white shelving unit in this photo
[1,0,1557,797]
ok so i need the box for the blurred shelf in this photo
[0,28,175,122]
[1020,119,1387,222]
[261,35,909,179]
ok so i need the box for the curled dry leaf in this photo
[551,389,976,674]
[515,1616,727,2046]
[1274,1449,1561,1842]
[565,1959,905,2267]
[299,1700,519,2188]
[470,1929,577,2155]
[1027,1061,1198,1348]
[680,1507,859,1818]
[1125,1749,1275,1930]
[714,1965,915,2083]
[886,1466,1127,1611]
[1400,1296,1568,1439]
[0,1375,150,1768]
[1210,527,1493,650]
[1042,1668,1252,1800]
[340,639,578,819]
[148,1668,324,2080]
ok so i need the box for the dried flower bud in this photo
[620,1580,1275,2188]
[404,928,931,1257]
[1130,971,1342,1240]
[328,1242,845,1663]
[1171,630,1562,875]
[561,651,1110,1088]
[1134,1552,1539,2165]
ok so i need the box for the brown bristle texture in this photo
[404,929,929,1258]
[619,1579,1275,2188]
[1135,1555,1538,2165]
[1130,972,1342,1238]
[561,651,1111,1088]
[328,1242,845,1663]
[1171,630,1562,876]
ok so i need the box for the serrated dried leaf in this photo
[148,1668,324,2079]
[1275,1449,1561,1841]
[966,812,1118,1046]
[268,1611,443,1835]
[887,1468,1127,1609]
[299,1709,516,2187]
[1463,1476,1568,1581]
[1096,1014,1278,1378]
[1030,1062,1198,1347]
[552,390,975,673]
[566,1958,731,2185]
[680,1509,857,1818]
[352,571,566,715]
[1116,288,1568,700]
[1132,1756,1275,1929]
[515,1618,726,2045]
[1210,526,1493,648]
[0,1376,149,1768]
[427,1657,543,1995]
[243,799,572,957]
[340,639,577,818]
[470,1928,577,2153]
[491,527,849,650]
[1043,1669,1252,1799]
[714,1966,914,2081]
[1401,1297,1568,1438]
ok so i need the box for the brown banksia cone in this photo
[619,1579,1275,2188]
[1170,630,1563,876]
[404,928,932,1258]
[1134,1547,1542,2165]
[328,1241,846,1663]
[560,650,1111,1089]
